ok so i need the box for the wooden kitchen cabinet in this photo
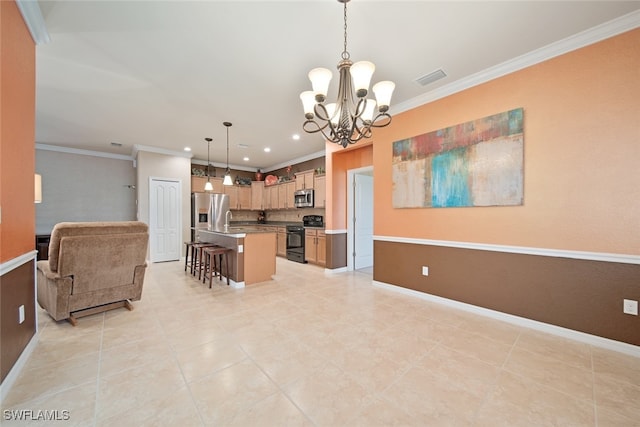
[191,176,223,193]
[224,185,251,210]
[277,181,296,209]
[304,228,325,266]
[251,181,264,210]
[295,170,315,190]
[313,175,326,208]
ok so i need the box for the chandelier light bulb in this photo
[350,61,375,97]
[300,91,316,118]
[372,80,395,111]
[308,68,332,102]
[361,99,377,122]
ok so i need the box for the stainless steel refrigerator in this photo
[191,193,230,239]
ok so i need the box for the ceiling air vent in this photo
[414,69,447,87]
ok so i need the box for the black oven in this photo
[286,226,306,263]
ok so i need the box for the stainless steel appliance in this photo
[294,189,314,208]
[286,225,306,263]
[191,193,230,239]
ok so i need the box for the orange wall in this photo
[326,142,373,230]
[372,29,640,255]
[0,0,36,262]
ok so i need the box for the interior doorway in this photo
[149,177,181,262]
[347,166,374,272]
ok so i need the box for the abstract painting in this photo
[392,108,524,208]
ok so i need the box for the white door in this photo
[149,178,181,262]
[353,173,374,270]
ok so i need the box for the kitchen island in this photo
[195,227,276,287]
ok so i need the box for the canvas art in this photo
[392,108,524,208]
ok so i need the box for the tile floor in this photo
[3,258,639,426]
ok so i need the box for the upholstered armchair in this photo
[36,221,149,325]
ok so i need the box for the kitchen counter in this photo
[196,228,276,287]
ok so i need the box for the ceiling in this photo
[34,1,639,171]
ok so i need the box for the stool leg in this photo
[184,244,188,271]
[225,253,230,286]
[203,251,210,284]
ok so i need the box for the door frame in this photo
[149,176,182,263]
[346,165,374,272]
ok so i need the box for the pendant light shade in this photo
[223,122,233,186]
[204,138,213,191]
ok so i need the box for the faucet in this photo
[225,210,233,229]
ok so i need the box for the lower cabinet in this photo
[304,229,326,266]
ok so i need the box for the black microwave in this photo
[294,189,314,208]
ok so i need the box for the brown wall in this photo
[375,241,640,346]
[0,0,38,385]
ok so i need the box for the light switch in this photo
[18,305,25,324]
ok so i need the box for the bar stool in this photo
[184,241,196,272]
[191,243,219,278]
[202,246,233,288]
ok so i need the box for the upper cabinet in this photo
[191,176,223,193]
[295,170,314,190]
[314,175,326,208]
[251,181,264,210]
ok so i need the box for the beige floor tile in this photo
[96,356,186,421]
[594,372,640,421]
[417,344,501,398]
[175,335,247,383]
[188,359,280,425]
[439,329,513,367]
[3,351,100,407]
[381,365,483,425]
[250,338,326,387]
[226,392,313,426]
[99,334,175,377]
[283,364,373,426]
[515,329,593,370]
[503,346,594,402]
[96,386,202,427]
[8,259,640,426]
[476,371,595,426]
[348,397,420,426]
[1,382,96,427]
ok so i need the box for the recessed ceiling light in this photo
[110,142,122,147]
[184,147,191,152]
[292,134,300,140]
[243,157,249,161]
[238,144,249,149]
[264,147,271,153]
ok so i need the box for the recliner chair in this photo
[36,221,149,325]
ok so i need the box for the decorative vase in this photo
[255,170,263,181]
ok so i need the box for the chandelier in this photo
[300,0,395,148]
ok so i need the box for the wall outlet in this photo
[18,305,25,324]
[422,266,429,276]
[623,299,638,316]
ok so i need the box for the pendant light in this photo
[223,122,233,186]
[204,138,213,191]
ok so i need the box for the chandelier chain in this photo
[342,1,349,60]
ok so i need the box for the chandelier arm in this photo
[369,112,392,128]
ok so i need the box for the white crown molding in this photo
[36,143,134,161]
[16,0,50,45]
[373,280,640,358]
[264,150,326,173]
[190,158,258,173]
[373,235,640,265]
[324,229,347,235]
[392,9,640,115]
[132,144,193,159]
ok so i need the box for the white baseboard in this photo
[324,267,348,274]
[373,280,640,358]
